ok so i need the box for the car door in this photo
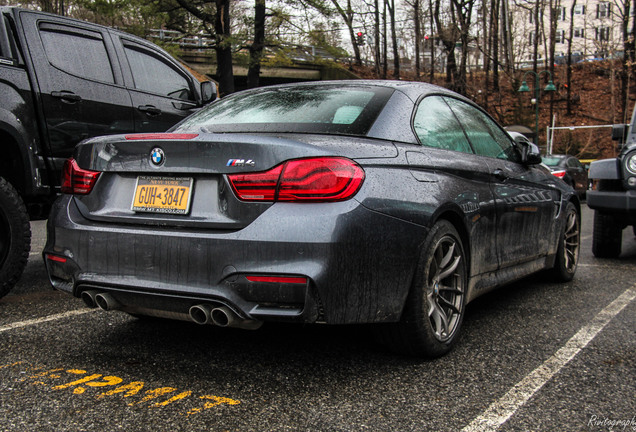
[114,36,199,132]
[19,12,133,170]
[410,95,500,275]
[444,97,559,268]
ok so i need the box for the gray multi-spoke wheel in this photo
[426,233,464,342]
[552,202,580,281]
[378,220,467,358]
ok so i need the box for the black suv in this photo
[587,108,636,257]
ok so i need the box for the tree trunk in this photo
[492,0,500,91]
[387,0,400,78]
[331,0,362,66]
[374,0,381,77]
[566,0,576,115]
[414,0,421,78]
[215,0,234,95]
[247,0,266,89]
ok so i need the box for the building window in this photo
[529,31,535,46]
[574,4,586,14]
[560,7,567,20]
[574,28,585,38]
[597,2,611,18]
[555,30,566,44]
[595,26,610,41]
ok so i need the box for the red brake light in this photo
[552,170,567,179]
[124,133,199,140]
[61,158,101,195]
[246,276,307,284]
[228,157,365,202]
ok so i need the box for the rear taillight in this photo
[228,157,365,202]
[551,170,567,179]
[61,158,101,195]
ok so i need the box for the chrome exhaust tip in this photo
[189,304,212,325]
[80,290,99,309]
[94,293,122,311]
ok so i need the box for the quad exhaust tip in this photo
[189,304,262,330]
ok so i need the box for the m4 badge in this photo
[227,159,255,167]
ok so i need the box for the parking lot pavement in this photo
[1,205,634,431]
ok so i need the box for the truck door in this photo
[18,11,133,177]
[114,36,199,132]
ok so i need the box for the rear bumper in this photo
[587,190,636,214]
[44,195,426,325]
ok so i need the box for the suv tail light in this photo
[228,157,365,202]
[61,158,101,195]
[551,170,566,179]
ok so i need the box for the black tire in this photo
[379,220,467,358]
[592,211,622,258]
[0,177,31,298]
[551,202,580,282]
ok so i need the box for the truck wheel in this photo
[592,211,622,258]
[0,177,31,298]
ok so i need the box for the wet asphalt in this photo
[0,205,634,432]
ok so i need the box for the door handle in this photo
[492,169,509,181]
[51,91,81,102]
[138,105,162,116]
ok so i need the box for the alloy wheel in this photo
[427,236,465,342]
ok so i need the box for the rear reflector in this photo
[124,133,199,140]
[228,157,364,202]
[246,276,308,284]
[46,254,67,263]
[61,158,101,195]
[551,170,567,179]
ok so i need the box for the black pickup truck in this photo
[0,7,216,297]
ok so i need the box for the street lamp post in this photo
[517,70,556,149]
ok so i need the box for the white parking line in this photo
[0,309,96,334]
[462,285,636,432]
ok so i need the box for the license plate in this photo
[132,176,193,214]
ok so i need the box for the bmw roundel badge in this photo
[150,147,165,166]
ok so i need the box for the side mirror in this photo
[611,124,628,143]
[509,132,542,165]
[201,81,217,104]
[518,141,542,165]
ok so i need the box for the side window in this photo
[413,95,473,153]
[39,25,114,83]
[444,97,520,162]
[123,44,193,101]
[567,158,581,168]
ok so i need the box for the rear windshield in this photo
[174,85,394,136]
[542,156,564,166]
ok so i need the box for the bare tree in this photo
[247,0,266,88]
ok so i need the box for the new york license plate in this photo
[132,176,193,214]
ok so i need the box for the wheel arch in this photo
[429,206,471,278]
[0,127,28,194]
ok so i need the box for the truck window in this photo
[39,25,114,83]
[123,44,193,101]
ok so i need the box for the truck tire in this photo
[592,211,622,258]
[0,177,31,298]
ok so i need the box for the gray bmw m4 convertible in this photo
[44,80,580,357]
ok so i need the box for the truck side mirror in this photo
[611,124,628,143]
[201,81,217,104]
[520,142,542,165]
